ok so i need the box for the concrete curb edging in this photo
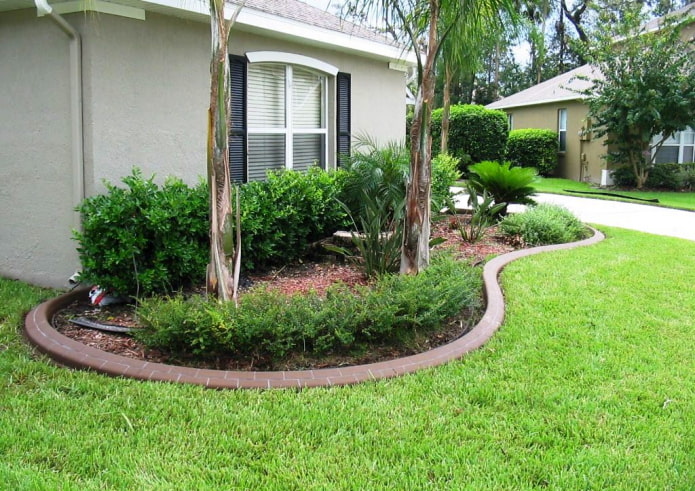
[24,228,604,389]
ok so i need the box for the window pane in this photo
[293,134,325,171]
[292,67,324,129]
[248,64,285,128]
[248,134,285,180]
[683,127,694,145]
[683,147,694,163]
[558,109,567,131]
[654,146,679,164]
[559,132,567,152]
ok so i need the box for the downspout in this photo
[34,0,85,230]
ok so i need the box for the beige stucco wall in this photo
[507,100,606,183]
[0,9,79,287]
[0,9,407,288]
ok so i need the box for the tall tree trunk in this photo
[207,0,241,303]
[400,0,439,275]
[440,63,452,154]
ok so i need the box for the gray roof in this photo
[236,0,397,46]
[486,64,599,110]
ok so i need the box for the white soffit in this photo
[246,51,339,75]
[36,0,146,19]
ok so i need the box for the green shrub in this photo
[468,161,537,216]
[431,153,462,212]
[74,169,208,297]
[506,128,559,177]
[499,203,588,246]
[239,168,349,270]
[677,164,695,191]
[610,162,692,190]
[431,105,508,171]
[136,254,482,362]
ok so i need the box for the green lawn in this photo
[2,227,694,490]
[534,177,695,211]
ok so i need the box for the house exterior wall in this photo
[0,9,408,288]
[0,9,79,287]
[506,100,606,183]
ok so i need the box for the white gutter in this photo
[34,0,85,230]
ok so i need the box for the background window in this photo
[558,109,567,152]
[653,127,695,164]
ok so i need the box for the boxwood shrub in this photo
[506,128,558,177]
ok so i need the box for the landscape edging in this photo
[23,228,604,389]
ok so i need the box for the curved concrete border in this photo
[24,228,604,389]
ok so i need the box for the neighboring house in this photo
[0,0,415,288]
[487,4,694,184]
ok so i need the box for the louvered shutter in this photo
[229,55,247,183]
[336,72,351,167]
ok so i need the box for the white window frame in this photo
[651,126,695,164]
[245,52,338,173]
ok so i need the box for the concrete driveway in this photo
[533,193,695,242]
[452,188,695,242]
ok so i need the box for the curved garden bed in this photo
[24,228,603,389]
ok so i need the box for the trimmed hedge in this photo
[506,128,559,176]
[431,105,508,171]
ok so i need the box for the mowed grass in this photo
[1,227,694,490]
[535,177,695,211]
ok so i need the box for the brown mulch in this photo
[51,216,519,371]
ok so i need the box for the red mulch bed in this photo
[51,216,519,371]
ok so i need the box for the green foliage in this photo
[499,203,588,246]
[431,105,509,170]
[581,6,695,188]
[239,168,349,270]
[74,169,209,297]
[136,254,482,361]
[506,128,558,176]
[329,190,404,278]
[610,163,695,190]
[431,153,462,212]
[339,138,409,228]
[451,183,506,242]
[468,160,537,215]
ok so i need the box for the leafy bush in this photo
[610,162,693,190]
[506,128,558,177]
[677,164,695,191]
[74,169,208,297]
[431,153,462,212]
[431,105,508,171]
[499,204,588,246]
[135,254,482,361]
[239,168,349,270]
[468,161,537,216]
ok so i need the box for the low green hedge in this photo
[499,203,588,246]
[135,254,482,362]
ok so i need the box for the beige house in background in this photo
[0,0,415,288]
[487,64,604,183]
[488,3,694,185]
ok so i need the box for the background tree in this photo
[581,5,695,188]
[206,0,243,302]
[348,0,516,274]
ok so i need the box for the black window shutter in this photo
[336,72,351,167]
[229,55,247,183]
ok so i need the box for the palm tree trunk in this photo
[206,0,241,303]
[401,0,439,274]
